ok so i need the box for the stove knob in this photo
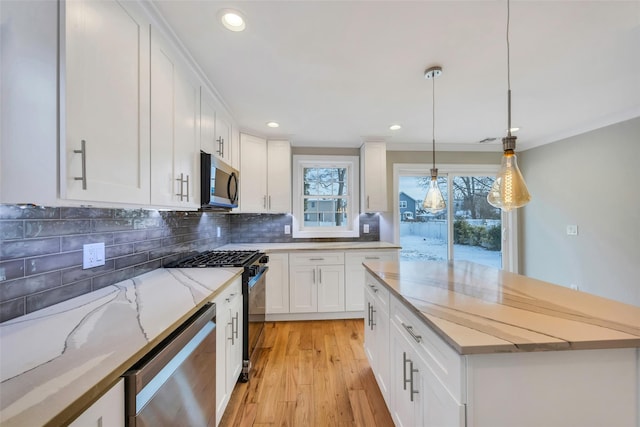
[260,255,269,264]
[248,265,259,276]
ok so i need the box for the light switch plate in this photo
[284,225,291,235]
[83,242,105,269]
[363,224,370,233]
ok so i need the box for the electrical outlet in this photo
[570,284,579,291]
[83,242,105,269]
[363,224,370,233]
[566,225,578,236]
[217,226,221,238]
[284,225,291,235]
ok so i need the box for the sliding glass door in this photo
[395,164,514,271]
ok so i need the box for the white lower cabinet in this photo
[69,378,124,427]
[345,250,398,311]
[364,277,391,405]
[266,253,290,314]
[213,277,242,425]
[289,252,345,313]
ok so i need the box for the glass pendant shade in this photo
[487,151,531,211]
[423,170,446,214]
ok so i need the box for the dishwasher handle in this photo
[124,302,216,393]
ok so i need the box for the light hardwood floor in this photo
[220,319,395,427]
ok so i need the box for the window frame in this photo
[292,155,360,238]
[393,163,519,273]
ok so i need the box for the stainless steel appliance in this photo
[200,151,239,209]
[123,303,217,427]
[167,250,268,382]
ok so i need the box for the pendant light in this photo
[487,0,531,212]
[422,66,446,214]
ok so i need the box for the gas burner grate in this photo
[168,250,260,268]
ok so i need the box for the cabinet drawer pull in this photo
[73,139,87,190]
[402,323,422,343]
[309,258,324,261]
[365,256,380,260]
[403,351,410,390]
[368,284,378,293]
[409,360,419,402]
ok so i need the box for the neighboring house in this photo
[399,192,417,221]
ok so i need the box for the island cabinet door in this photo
[389,319,424,427]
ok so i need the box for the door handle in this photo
[409,360,419,402]
[73,139,87,190]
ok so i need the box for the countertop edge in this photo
[42,270,243,427]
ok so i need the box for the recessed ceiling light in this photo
[389,124,402,131]
[266,121,280,128]
[220,10,246,32]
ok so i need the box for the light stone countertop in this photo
[364,260,640,355]
[0,267,242,427]
[217,241,401,252]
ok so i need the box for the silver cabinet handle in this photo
[409,360,419,402]
[217,136,224,157]
[309,258,324,261]
[365,256,380,260]
[268,195,271,210]
[368,284,378,293]
[176,173,189,201]
[228,318,234,345]
[263,195,267,209]
[233,311,239,340]
[367,195,370,209]
[403,352,410,390]
[370,306,376,330]
[367,302,372,327]
[312,269,316,284]
[319,268,322,283]
[402,323,422,343]
[185,174,190,202]
[73,139,87,190]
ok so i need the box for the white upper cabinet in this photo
[150,29,199,208]
[360,141,388,212]
[63,0,151,205]
[200,89,234,166]
[239,134,291,213]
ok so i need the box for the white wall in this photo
[519,117,640,307]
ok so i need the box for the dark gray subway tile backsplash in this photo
[0,205,230,322]
[0,205,380,322]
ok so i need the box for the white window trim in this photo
[393,163,519,273]
[292,155,360,238]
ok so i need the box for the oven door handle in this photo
[248,266,269,289]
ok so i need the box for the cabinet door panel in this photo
[266,140,291,212]
[266,253,289,314]
[239,134,268,212]
[65,0,150,204]
[390,321,417,427]
[289,265,316,313]
[173,68,198,207]
[317,265,345,312]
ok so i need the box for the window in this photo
[399,200,407,208]
[394,164,518,272]
[292,155,359,238]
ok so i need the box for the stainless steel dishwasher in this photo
[123,303,216,427]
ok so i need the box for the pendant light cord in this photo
[432,73,436,169]
[506,0,512,138]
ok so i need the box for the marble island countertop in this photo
[364,260,640,355]
[218,241,400,252]
[0,267,242,427]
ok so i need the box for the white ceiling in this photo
[150,0,640,152]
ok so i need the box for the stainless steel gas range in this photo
[167,250,268,382]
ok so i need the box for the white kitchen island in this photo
[363,260,640,427]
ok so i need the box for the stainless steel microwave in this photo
[200,151,239,209]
